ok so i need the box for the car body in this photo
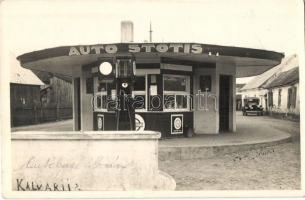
[242,97,263,116]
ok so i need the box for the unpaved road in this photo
[11,113,300,190]
[159,113,300,190]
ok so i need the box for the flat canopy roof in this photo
[17,43,284,78]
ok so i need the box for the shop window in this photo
[94,77,116,111]
[164,75,187,91]
[134,76,145,91]
[176,95,188,109]
[132,76,146,110]
[288,86,297,109]
[164,95,175,109]
[94,92,108,111]
[98,82,107,92]
[163,74,190,111]
[116,59,133,78]
[133,95,146,110]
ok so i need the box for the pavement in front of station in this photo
[159,112,293,147]
[157,112,297,161]
[11,113,300,190]
[11,112,296,153]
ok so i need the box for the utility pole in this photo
[149,21,153,42]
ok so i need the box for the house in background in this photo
[262,66,299,120]
[10,53,45,126]
[235,83,245,110]
[240,54,298,112]
[32,70,73,122]
[10,52,73,127]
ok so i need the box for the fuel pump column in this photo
[98,54,136,130]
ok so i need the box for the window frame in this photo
[94,91,108,112]
[132,75,147,112]
[163,74,191,111]
[288,86,297,109]
[93,76,117,112]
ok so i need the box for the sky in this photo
[1,0,303,82]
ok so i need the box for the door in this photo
[219,75,231,132]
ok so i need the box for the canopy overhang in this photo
[17,43,284,78]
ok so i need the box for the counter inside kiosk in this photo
[89,55,193,138]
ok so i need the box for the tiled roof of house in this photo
[263,67,299,89]
[240,54,298,91]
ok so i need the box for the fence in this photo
[11,106,72,127]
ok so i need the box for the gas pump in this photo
[98,54,136,130]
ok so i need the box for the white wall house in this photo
[240,54,299,112]
[263,67,299,118]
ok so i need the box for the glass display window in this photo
[132,76,147,111]
[93,76,116,111]
[163,74,191,111]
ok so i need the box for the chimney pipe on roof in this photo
[121,21,134,43]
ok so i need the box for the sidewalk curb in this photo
[158,134,292,161]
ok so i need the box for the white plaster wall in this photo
[11,131,176,191]
[193,61,236,134]
[193,67,217,134]
[296,83,300,113]
[281,87,288,109]
[273,88,279,108]
[270,83,300,114]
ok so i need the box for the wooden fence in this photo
[11,106,72,127]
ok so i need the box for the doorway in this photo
[219,75,231,132]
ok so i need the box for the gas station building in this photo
[17,43,283,138]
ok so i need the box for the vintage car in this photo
[242,97,264,116]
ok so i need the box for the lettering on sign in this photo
[16,178,81,191]
[171,114,183,134]
[14,156,127,171]
[68,43,204,56]
[13,155,131,191]
[97,114,104,131]
[135,114,145,131]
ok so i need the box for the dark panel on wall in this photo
[136,63,160,69]
[219,75,231,132]
[199,75,212,92]
[86,77,93,94]
[93,112,117,131]
[93,111,193,138]
[137,112,193,138]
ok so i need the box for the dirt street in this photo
[159,113,300,190]
[11,113,300,190]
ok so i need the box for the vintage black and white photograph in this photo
[1,0,304,198]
